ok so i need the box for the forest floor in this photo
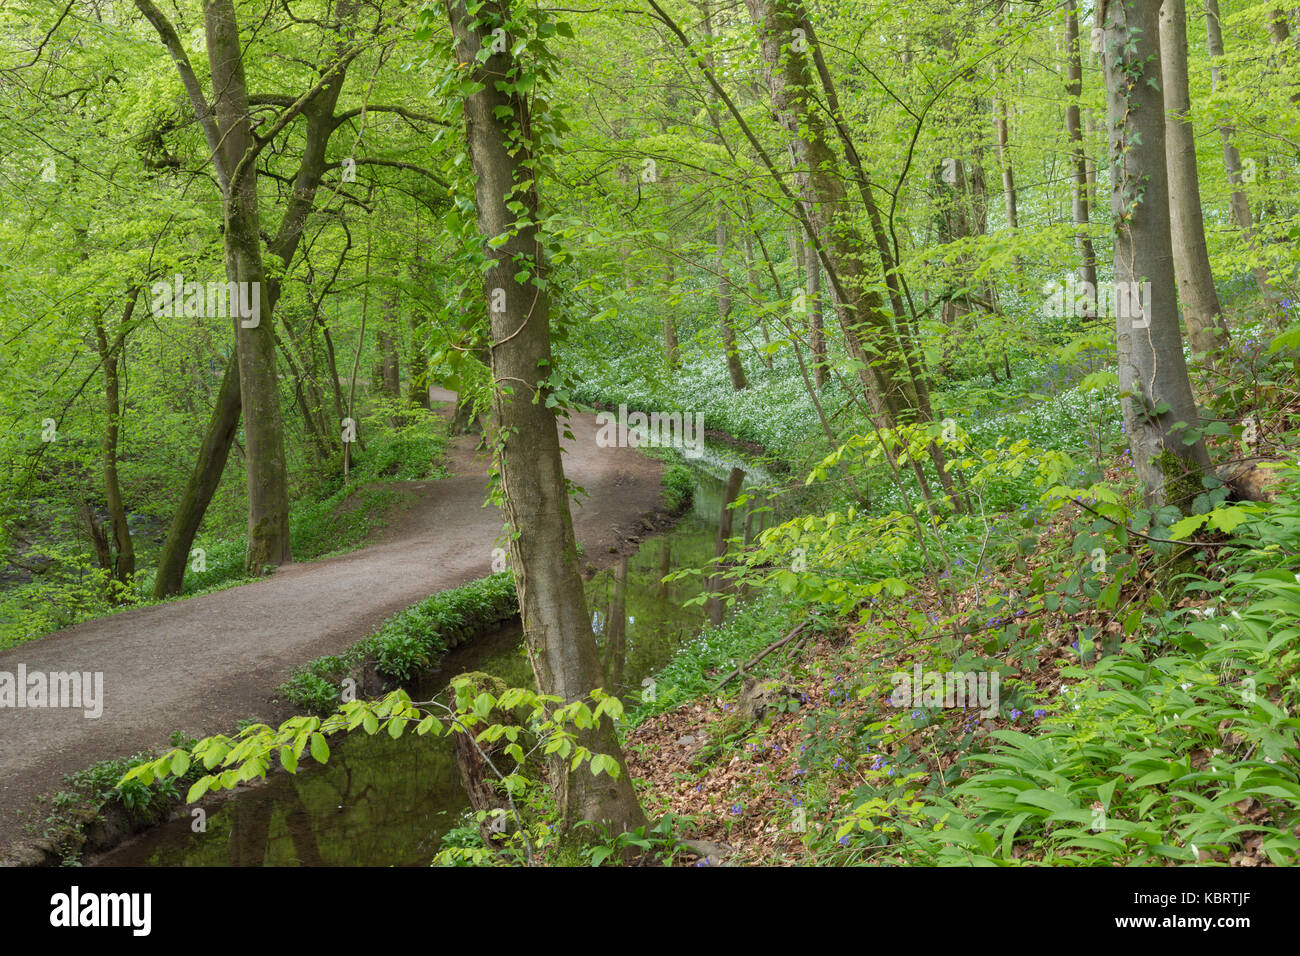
[0,388,666,851]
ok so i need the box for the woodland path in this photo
[0,388,664,852]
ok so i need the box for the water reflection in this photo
[93,451,776,867]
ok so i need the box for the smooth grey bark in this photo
[152,355,241,598]
[1102,0,1211,509]
[141,0,356,592]
[1205,0,1279,303]
[1159,0,1227,359]
[206,0,291,572]
[1065,0,1100,300]
[446,0,645,837]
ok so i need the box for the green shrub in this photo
[280,573,519,712]
[662,463,695,513]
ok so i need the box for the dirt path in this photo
[0,389,664,852]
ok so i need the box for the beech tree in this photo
[1101,0,1211,509]
[1159,0,1227,359]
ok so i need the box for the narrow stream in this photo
[93,446,777,866]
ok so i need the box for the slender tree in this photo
[1204,0,1278,303]
[1159,0,1227,359]
[1065,0,1099,300]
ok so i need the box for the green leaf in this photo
[310,733,330,764]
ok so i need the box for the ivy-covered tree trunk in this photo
[1102,0,1211,510]
[446,0,646,838]
[1159,0,1227,360]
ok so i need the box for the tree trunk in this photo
[994,98,1018,230]
[1159,0,1228,360]
[1268,7,1290,42]
[1103,0,1211,510]
[377,287,402,400]
[207,0,291,573]
[1084,110,1099,209]
[138,0,355,589]
[446,0,646,838]
[742,231,774,369]
[805,232,825,389]
[745,0,907,425]
[152,353,242,598]
[604,556,627,693]
[92,290,139,586]
[1205,0,1279,303]
[716,210,749,390]
[709,467,745,627]
[699,4,748,391]
[1065,0,1100,300]
[663,254,680,368]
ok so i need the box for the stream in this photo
[92,445,778,866]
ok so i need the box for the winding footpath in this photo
[0,389,664,854]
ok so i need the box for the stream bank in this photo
[83,441,779,866]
